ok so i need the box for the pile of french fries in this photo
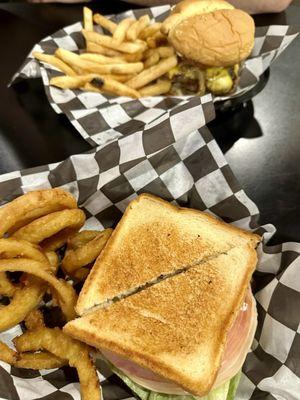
[33,7,178,98]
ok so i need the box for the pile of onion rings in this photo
[0,188,112,400]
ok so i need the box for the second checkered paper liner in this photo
[12,5,299,147]
[0,92,299,400]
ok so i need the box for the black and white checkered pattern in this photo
[11,6,299,147]
[0,112,300,399]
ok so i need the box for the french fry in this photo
[139,22,162,40]
[121,51,144,63]
[93,13,117,34]
[86,41,122,57]
[55,48,90,69]
[110,62,144,74]
[113,18,135,45]
[144,52,160,69]
[82,29,146,54]
[50,75,95,90]
[147,37,157,49]
[126,20,139,42]
[33,52,76,76]
[137,15,151,34]
[143,48,156,60]
[80,53,127,64]
[56,48,143,74]
[90,77,141,98]
[127,55,178,89]
[126,15,150,42]
[102,73,135,83]
[147,32,167,49]
[55,48,96,71]
[44,7,180,99]
[157,46,175,58]
[139,79,171,97]
[83,7,93,32]
[83,73,135,89]
[51,74,134,90]
[144,47,174,61]
[83,83,103,93]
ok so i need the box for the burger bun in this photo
[165,1,255,67]
[161,0,234,35]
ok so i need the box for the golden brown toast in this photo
[76,193,259,315]
[65,245,257,396]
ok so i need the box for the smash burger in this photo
[162,0,255,95]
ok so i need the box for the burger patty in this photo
[167,61,206,96]
[167,60,239,96]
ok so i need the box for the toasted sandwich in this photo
[64,194,260,399]
[76,193,259,315]
[65,245,257,398]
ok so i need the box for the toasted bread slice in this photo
[65,245,257,396]
[76,194,259,315]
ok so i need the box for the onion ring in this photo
[45,251,59,271]
[0,336,65,371]
[0,341,17,364]
[62,229,113,279]
[42,228,81,252]
[0,189,77,237]
[14,327,101,400]
[12,209,86,251]
[0,238,50,264]
[73,268,90,281]
[0,312,66,370]
[15,351,66,370]
[67,230,100,248]
[24,309,45,331]
[0,273,17,297]
[0,259,77,321]
[0,241,55,332]
[18,310,66,370]
[0,238,50,299]
[16,309,67,370]
[0,279,48,332]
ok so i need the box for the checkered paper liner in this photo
[11,5,299,147]
[1,116,300,400]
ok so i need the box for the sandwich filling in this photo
[101,289,256,395]
[167,60,240,96]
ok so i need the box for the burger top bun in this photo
[173,0,233,13]
[164,0,255,68]
[161,0,234,35]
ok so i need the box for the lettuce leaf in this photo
[226,371,241,400]
[111,364,241,400]
[113,367,197,400]
[207,380,230,400]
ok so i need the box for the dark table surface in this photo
[0,1,300,244]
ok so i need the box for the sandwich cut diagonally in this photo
[76,193,260,315]
[64,244,258,397]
